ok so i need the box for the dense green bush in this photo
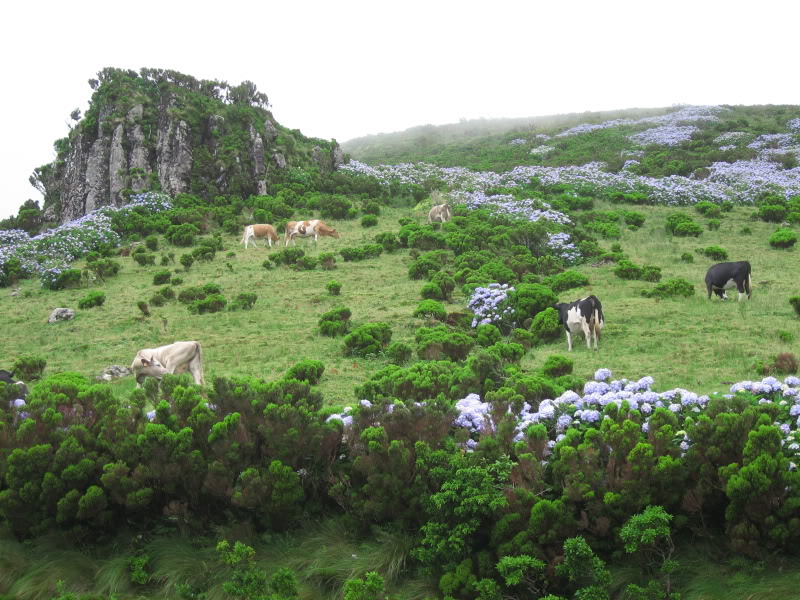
[475,323,502,347]
[166,223,199,246]
[77,290,106,309]
[152,270,172,285]
[542,354,574,378]
[178,283,222,304]
[673,221,703,237]
[790,296,800,318]
[42,268,82,290]
[179,253,194,269]
[374,232,400,253]
[695,201,721,218]
[229,293,257,311]
[270,247,306,267]
[291,256,318,271]
[707,218,721,231]
[386,341,413,365]
[360,215,378,227]
[665,212,697,235]
[431,272,456,300]
[413,300,447,321]
[326,280,342,296]
[319,195,353,219]
[622,210,646,227]
[343,322,393,357]
[416,325,475,361]
[585,221,621,239]
[508,284,557,326]
[698,245,729,261]
[285,359,325,384]
[409,255,442,280]
[12,354,47,380]
[544,270,589,293]
[319,306,352,336]
[614,259,661,282]
[189,294,227,314]
[145,235,159,251]
[642,277,696,299]
[681,252,694,263]
[529,307,562,345]
[769,228,798,248]
[340,244,383,262]
[319,252,337,270]
[758,204,788,223]
[86,257,122,281]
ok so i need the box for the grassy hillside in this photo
[2,200,797,400]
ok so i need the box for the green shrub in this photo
[13,354,47,380]
[790,296,800,318]
[319,252,337,270]
[721,200,734,212]
[614,259,643,280]
[585,221,621,239]
[664,212,695,234]
[362,201,381,215]
[421,282,445,300]
[319,195,353,219]
[361,215,378,227]
[740,225,752,235]
[189,294,227,314]
[133,253,155,266]
[769,228,798,248]
[475,323,502,347]
[623,210,646,227]
[145,235,159,251]
[699,245,729,261]
[285,359,325,384]
[386,341,413,364]
[529,307,562,345]
[229,293,257,311]
[157,286,176,301]
[642,277,696,299]
[673,221,703,237]
[343,322,393,357]
[680,252,694,263]
[544,270,589,293]
[42,268,82,290]
[291,256,318,271]
[191,245,216,262]
[180,254,194,269]
[758,204,788,223]
[153,270,172,285]
[640,265,662,282]
[149,293,166,307]
[78,290,106,309]
[695,201,721,218]
[414,299,447,321]
[178,283,222,304]
[170,276,184,286]
[166,223,199,246]
[486,341,525,363]
[374,232,400,253]
[707,218,721,231]
[415,325,475,361]
[86,258,122,281]
[431,272,456,299]
[542,354,573,378]
[319,306,352,337]
[508,283,558,325]
[408,255,441,280]
[326,280,342,296]
[778,329,795,343]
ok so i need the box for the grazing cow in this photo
[553,295,605,351]
[130,341,204,386]
[0,369,28,399]
[284,220,341,246]
[240,224,279,249]
[705,261,752,301]
[428,203,452,224]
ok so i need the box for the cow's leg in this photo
[566,330,573,352]
[582,322,592,349]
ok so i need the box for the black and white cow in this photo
[553,295,605,351]
[705,261,752,301]
[0,369,28,399]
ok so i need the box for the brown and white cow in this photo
[428,203,452,224]
[131,341,204,386]
[285,220,341,246]
[240,224,279,249]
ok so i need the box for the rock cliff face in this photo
[34,68,343,222]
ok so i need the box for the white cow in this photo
[428,204,452,224]
[131,341,204,386]
[240,224,279,249]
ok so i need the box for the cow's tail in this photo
[590,296,604,341]
[746,264,752,297]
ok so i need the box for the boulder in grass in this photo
[96,365,131,382]
[48,308,75,323]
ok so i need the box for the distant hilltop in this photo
[32,68,343,223]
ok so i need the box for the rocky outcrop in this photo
[156,111,192,196]
[48,308,75,323]
[273,152,287,169]
[249,125,267,194]
[332,143,344,169]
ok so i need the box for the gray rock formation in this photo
[273,152,287,169]
[48,308,75,323]
[96,365,131,381]
[157,112,192,196]
[332,143,344,169]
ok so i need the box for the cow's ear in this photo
[140,358,151,367]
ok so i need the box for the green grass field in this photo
[2,202,798,403]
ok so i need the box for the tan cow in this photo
[285,220,341,246]
[240,224,279,249]
[131,341,204,386]
[428,203,452,223]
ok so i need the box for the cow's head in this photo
[137,356,168,381]
[326,228,341,239]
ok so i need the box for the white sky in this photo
[1,0,799,220]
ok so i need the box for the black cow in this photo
[0,369,28,399]
[705,261,752,301]
[553,295,605,351]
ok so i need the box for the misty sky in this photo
[1,0,798,220]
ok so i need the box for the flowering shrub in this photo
[467,283,515,329]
